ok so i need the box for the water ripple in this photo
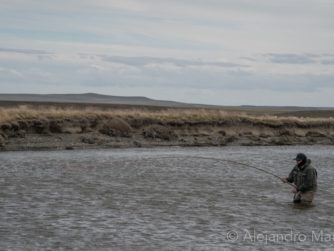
[1,146,333,250]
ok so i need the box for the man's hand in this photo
[291,187,298,194]
[281,177,288,183]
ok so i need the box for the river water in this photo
[1,146,334,250]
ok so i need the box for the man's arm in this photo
[285,167,296,183]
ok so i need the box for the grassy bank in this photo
[1,104,334,124]
[1,104,334,150]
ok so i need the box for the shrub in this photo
[99,118,132,137]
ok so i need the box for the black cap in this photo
[294,153,307,161]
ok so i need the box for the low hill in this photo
[0,93,210,108]
[0,93,333,117]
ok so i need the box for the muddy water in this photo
[1,146,334,250]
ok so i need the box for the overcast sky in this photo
[1,0,334,106]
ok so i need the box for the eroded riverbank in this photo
[1,115,334,151]
[1,105,334,151]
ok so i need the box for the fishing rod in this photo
[154,155,296,188]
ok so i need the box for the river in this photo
[1,146,334,250]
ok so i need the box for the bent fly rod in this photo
[154,155,296,188]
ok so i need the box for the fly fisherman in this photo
[281,153,317,205]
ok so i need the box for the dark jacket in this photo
[287,159,317,192]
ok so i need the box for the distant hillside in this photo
[0,93,208,108]
[0,93,333,116]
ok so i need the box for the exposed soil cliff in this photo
[1,115,333,151]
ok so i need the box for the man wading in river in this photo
[281,153,317,205]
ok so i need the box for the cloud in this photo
[1,48,333,93]
[1,0,334,106]
[265,53,316,64]
[2,0,333,55]
[0,66,24,80]
[100,55,247,68]
[317,54,334,65]
[0,47,50,55]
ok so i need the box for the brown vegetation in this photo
[0,104,334,151]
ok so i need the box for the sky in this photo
[0,0,334,107]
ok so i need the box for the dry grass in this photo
[1,105,334,126]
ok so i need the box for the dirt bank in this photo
[1,115,334,151]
